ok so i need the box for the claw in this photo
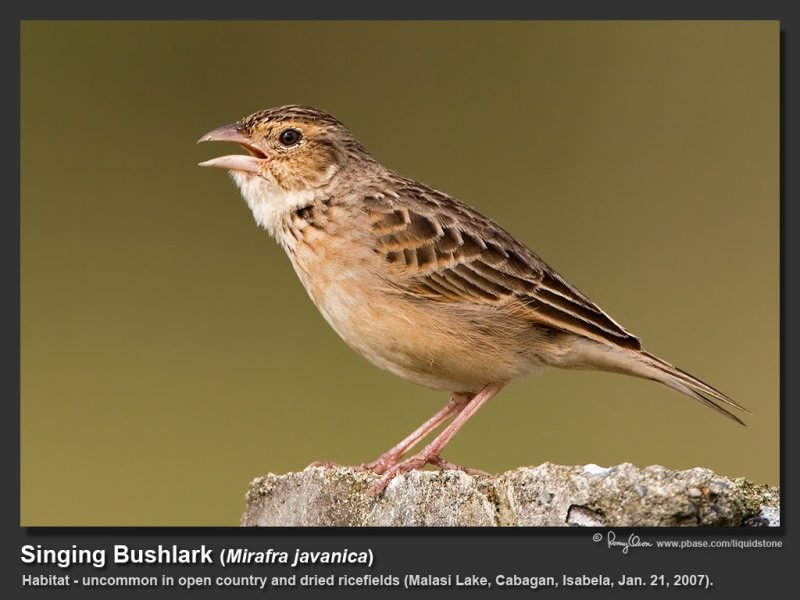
[366,450,443,496]
[361,453,402,475]
[429,456,489,476]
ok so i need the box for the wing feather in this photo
[366,182,641,350]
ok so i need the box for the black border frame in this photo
[7,2,794,597]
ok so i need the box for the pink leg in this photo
[363,393,471,475]
[368,384,504,495]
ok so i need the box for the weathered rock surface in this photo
[241,463,779,527]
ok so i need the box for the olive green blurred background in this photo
[20,21,778,526]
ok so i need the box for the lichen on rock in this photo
[241,464,779,527]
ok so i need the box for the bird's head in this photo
[198,105,369,193]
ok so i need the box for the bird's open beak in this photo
[197,123,269,173]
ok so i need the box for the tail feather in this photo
[553,337,749,425]
[638,350,749,425]
[560,340,749,425]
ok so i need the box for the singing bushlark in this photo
[199,105,747,493]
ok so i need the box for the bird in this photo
[198,104,748,494]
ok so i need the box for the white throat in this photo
[230,172,316,241]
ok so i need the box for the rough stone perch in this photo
[241,463,779,527]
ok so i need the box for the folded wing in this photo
[365,181,641,351]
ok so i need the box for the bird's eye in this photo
[279,128,302,146]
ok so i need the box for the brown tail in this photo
[554,339,749,424]
[633,350,749,425]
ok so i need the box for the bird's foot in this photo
[361,453,402,476]
[367,452,431,496]
[428,456,488,477]
[366,448,485,496]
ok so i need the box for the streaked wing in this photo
[365,180,641,350]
